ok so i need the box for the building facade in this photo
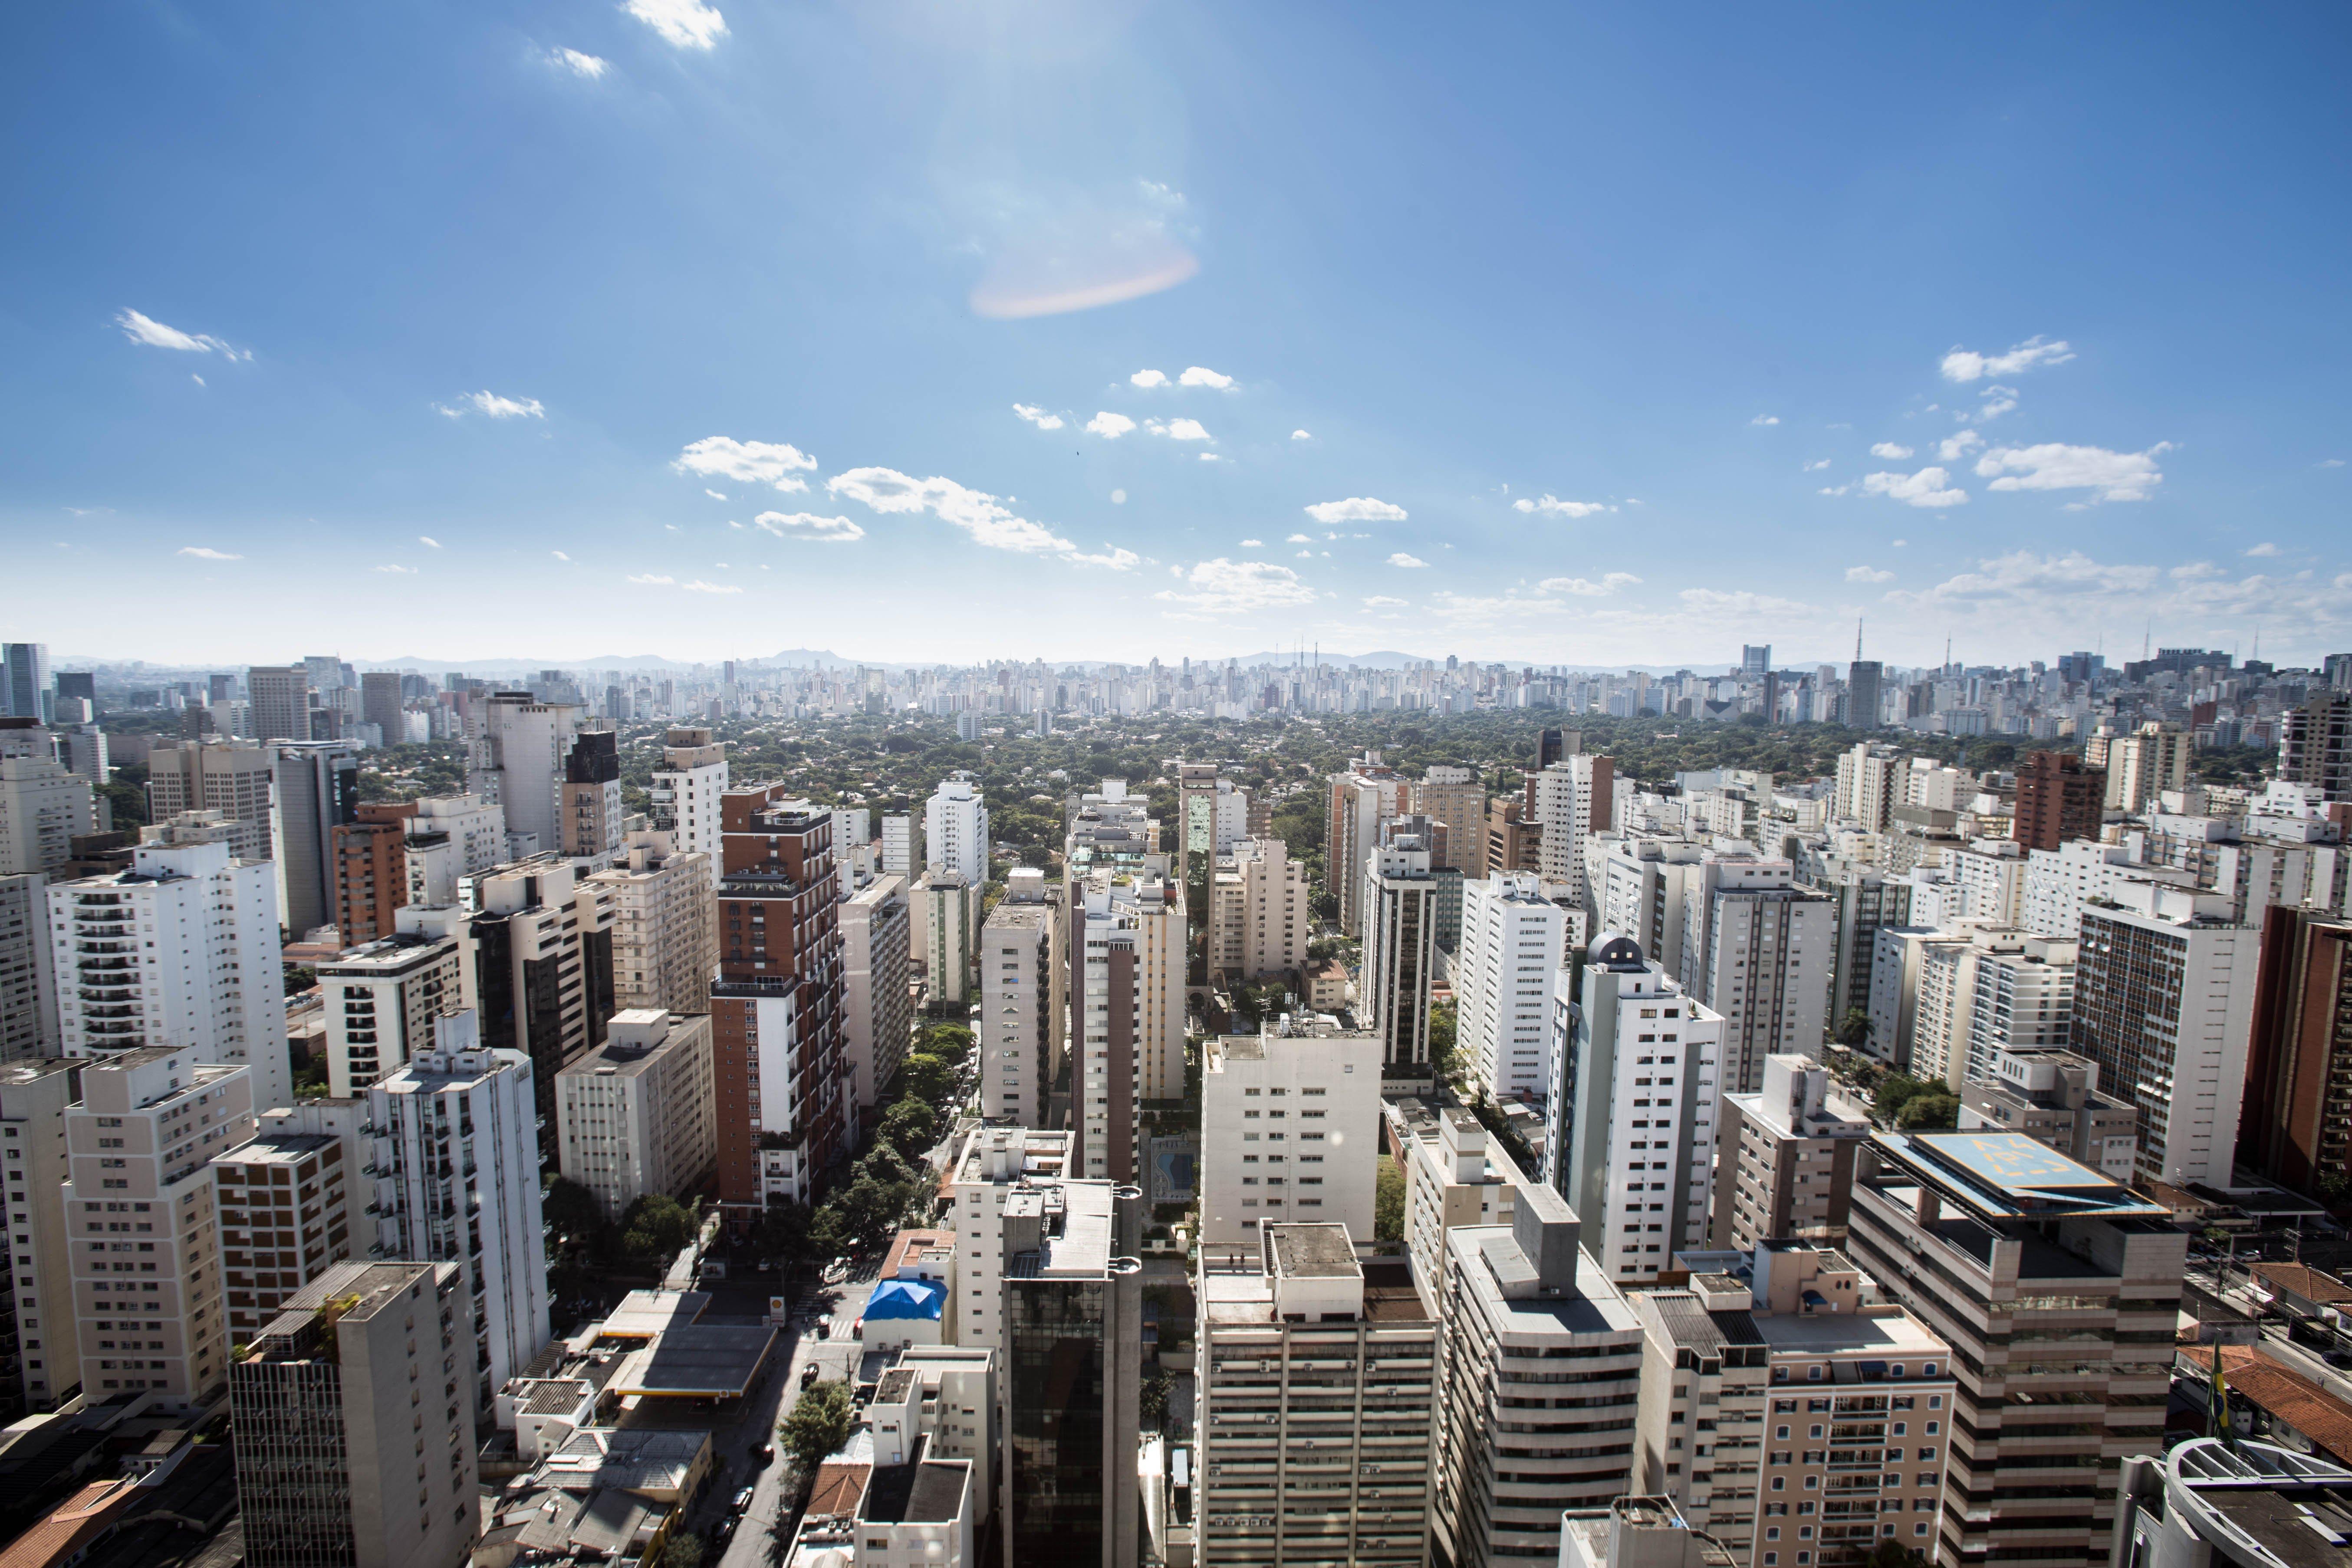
[1710,1054,1871,1252]
[553,1009,716,1220]
[979,895,1053,1126]
[1454,873,1568,1101]
[1197,1023,1379,1251]
[840,871,913,1124]
[586,830,715,1016]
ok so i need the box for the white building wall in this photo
[1198,1028,1381,1250]
[1454,874,1566,1100]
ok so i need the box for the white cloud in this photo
[177,546,241,561]
[1297,550,1312,558]
[116,308,249,359]
[1156,558,1317,613]
[1818,485,1850,496]
[1178,366,1233,388]
[418,536,442,548]
[703,488,728,501]
[1305,496,1406,524]
[1363,595,1408,609]
[1387,552,1428,569]
[755,510,865,543]
[191,374,204,386]
[1937,431,1985,463]
[2246,542,2281,557]
[549,47,609,77]
[826,467,1074,554]
[1013,404,1065,431]
[454,389,544,419]
[624,0,726,49]
[1974,441,2170,503]
[1513,494,1614,518]
[1130,370,1169,388]
[1065,545,1141,571]
[1537,572,1641,596]
[1893,539,1908,547]
[552,551,572,561]
[1679,587,1819,617]
[2320,458,2346,469]
[1846,565,1896,583]
[1163,417,1211,442]
[627,574,676,585]
[673,436,816,490]
[1290,429,1312,441]
[1198,453,1225,463]
[1862,466,1968,508]
[372,564,418,575]
[1870,442,1914,460]
[1110,489,1127,504]
[727,519,745,529]
[1941,335,2074,383]
[682,579,740,593]
[1751,414,1780,426]
[1974,385,2019,422]
[1803,459,1832,472]
[1240,539,1263,547]
[1085,411,1137,439]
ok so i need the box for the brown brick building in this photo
[2012,749,2103,851]
[330,801,414,946]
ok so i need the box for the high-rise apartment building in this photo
[1430,1183,1645,1568]
[918,870,977,1006]
[1908,925,2077,1091]
[230,1260,479,1568]
[466,692,583,858]
[2069,884,2256,1188]
[2279,690,2352,804]
[466,852,615,1136]
[1956,1046,2138,1181]
[881,812,920,881]
[1197,1022,1379,1251]
[1710,1053,1871,1252]
[999,1178,1142,1568]
[1592,833,1707,975]
[1676,849,1831,1095]
[399,794,507,907]
[1389,1098,1528,1316]
[364,1010,547,1402]
[557,728,623,860]
[1552,934,1725,1285]
[359,671,405,747]
[839,871,912,1123]
[649,726,727,891]
[1831,742,1902,832]
[710,785,847,1215]
[1326,766,1410,937]
[1,1058,81,1415]
[1484,797,1542,877]
[273,740,359,940]
[142,738,275,863]
[2100,722,2195,814]
[945,1125,1074,1351]
[63,1048,257,1416]
[585,830,715,1016]
[0,721,96,876]
[553,1008,716,1220]
[979,889,1053,1125]
[48,834,291,1111]
[212,1118,356,1343]
[332,803,412,946]
[1192,1225,1434,1567]
[1843,1131,2180,1568]
[1822,864,1911,1041]
[2242,907,2352,1198]
[247,665,310,744]
[1630,1245,1956,1567]
[1842,659,1882,729]
[1205,836,1310,982]
[0,874,59,1062]
[1414,764,1487,874]
[1454,872,1568,1099]
[3,644,53,725]
[924,771,990,885]
[318,929,466,1096]
[1535,754,1615,905]
[1066,863,1185,1180]
[1359,823,1438,1088]
[2013,750,2105,851]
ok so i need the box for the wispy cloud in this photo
[1305,496,1406,524]
[372,564,418,575]
[1803,459,1832,472]
[625,0,726,49]
[548,46,609,77]
[1818,485,1851,496]
[2319,458,2346,470]
[552,551,572,561]
[674,436,816,490]
[1065,545,1141,571]
[755,510,865,543]
[1240,539,1264,548]
[1162,417,1211,442]
[1974,441,2169,504]
[1513,494,1614,519]
[116,308,250,359]
[1013,404,1065,431]
[1846,565,1896,583]
[1870,442,1914,460]
[418,535,442,548]
[1363,595,1408,609]
[1862,466,1968,508]
[1750,414,1779,426]
[1179,366,1233,388]
[1940,335,2073,383]
[1085,411,1137,439]
[1937,431,1985,463]
[2245,542,2281,557]
[827,467,1075,554]
[683,579,739,593]
[1538,573,1640,596]
[178,546,241,561]
[1156,558,1317,613]
[1387,552,1429,568]
[628,573,676,585]
[438,389,544,420]
[1130,369,1168,388]
[1290,429,1312,441]
[1971,385,2019,422]
[703,488,728,501]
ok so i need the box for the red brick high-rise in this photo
[709,782,848,1226]
[2240,907,2352,1198]
[331,800,415,946]
[2012,750,2103,851]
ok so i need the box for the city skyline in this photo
[7,6,2350,666]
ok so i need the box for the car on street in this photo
[815,1319,830,1338]
[755,1443,775,1465]
[802,1361,820,1388]
[711,1516,737,1549]
[731,1487,756,1515]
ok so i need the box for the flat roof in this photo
[600,1291,709,1338]
[607,1325,776,1398]
[1449,1225,1643,1339]
[1875,1131,2171,1220]
[1265,1223,1359,1279]
[1760,1310,1950,1357]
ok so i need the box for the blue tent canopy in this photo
[865,1278,946,1321]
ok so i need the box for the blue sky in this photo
[5,2,2349,669]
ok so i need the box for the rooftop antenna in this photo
[2144,618,2151,661]
[1855,617,1865,662]
[1944,634,1952,671]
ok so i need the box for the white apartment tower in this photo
[317,930,466,1097]
[980,892,1053,1125]
[47,834,292,1111]
[881,813,921,881]
[63,1048,257,1416]
[1198,1022,1381,1252]
[1454,872,1568,1099]
[2,1059,81,1413]
[365,1009,549,1403]
[0,722,96,877]
[1207,837,1312,982]
[1360,826,1438,1086]
[0,873,59,1062]
[1535,754,1615,907]
[1676,848,1831,1095]
[944,1126,1074,1351]
[1551,933,1724,1285]
[466,693,583,861]
[400,794,508,907]
[649,726,727,892]
[553,1008,716,1220]
[1066,865,1186,1178]
[142,738,276,864]
[839,872,913,1121]
[1326,770,1411,937]
[586,829,716,1015]
[924,772,990,886]
[1908,925,2077,1091]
